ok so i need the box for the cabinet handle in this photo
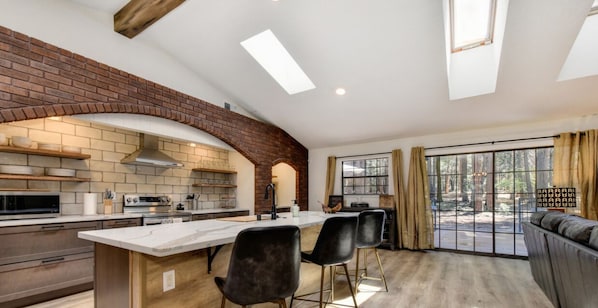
[41,257,65,264]
[41,225,65,231]
[114,220,131,225]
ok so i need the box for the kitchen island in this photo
[79,211,353,308]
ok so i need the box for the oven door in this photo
[143,214,191,225]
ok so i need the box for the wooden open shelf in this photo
[191,183,237,188]
[191,168,236,174]
[0,174,91,182]
[0,145,90,159]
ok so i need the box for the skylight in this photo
[450,0,497,52]
[557,0,598,81]
[241,29,315,95]
[590,0,598,16]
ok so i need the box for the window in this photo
[342,158,389,195]
[427,147,553,257]
[450,0,497,52]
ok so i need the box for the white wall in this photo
[308,115,598,211]
[229,152,255,214]
[272,163,296,207]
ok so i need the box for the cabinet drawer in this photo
[0,221,99,266]
[102,218,141,229]
[0,252,93,303]
[192,214,211,221]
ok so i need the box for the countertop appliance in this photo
[0,191,60,220]
[123,194,191,225]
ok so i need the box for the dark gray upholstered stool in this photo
[354,209,388,293]
[291,216,358,308]
[214,225,301,308]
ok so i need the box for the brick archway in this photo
[0,26,308,212]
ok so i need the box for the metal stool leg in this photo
[342,263,358,308]
[373,248,388,292]
[354,248,361,293]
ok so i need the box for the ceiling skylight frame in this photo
[450,0,498,53]
[590,0,598,16]
[241,29,315,95]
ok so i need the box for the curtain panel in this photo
[554,130,598,220]
[405,147,435,249]
[324,156,336,207]
[392,149,408,248]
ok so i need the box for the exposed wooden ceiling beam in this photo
[114,0,185,39]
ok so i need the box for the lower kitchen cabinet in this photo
[192,210,250,221]
[102,217,141,229]
[0,218,141,307]
[0,221,100,308]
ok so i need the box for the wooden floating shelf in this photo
[0,174,91,182]
[192,183,237,188]
[192,168,236,174]
[0,145,90,159]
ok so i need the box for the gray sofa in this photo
[522,211,598,308]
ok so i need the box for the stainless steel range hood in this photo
[121,133,183,167]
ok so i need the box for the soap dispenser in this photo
[291,199,300,217]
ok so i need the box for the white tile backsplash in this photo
[0,116,234,215]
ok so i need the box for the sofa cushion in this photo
[589,227,598,250]
[530,211,550,226]
[540,211,570,232]
[557,215,598,245]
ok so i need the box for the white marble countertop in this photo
[185,208,249,215]
[0,208,252,227]
[78,211,357,257]
[0,213,143,227]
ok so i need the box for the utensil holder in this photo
[104,199,113,215]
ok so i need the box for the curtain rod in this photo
[337,151,391,159]
[425,135,555,150]
[336,134,561,158]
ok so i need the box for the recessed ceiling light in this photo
[335,88,346,95]
[188,143,196,147]
[241,29,315,95]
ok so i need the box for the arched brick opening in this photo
[272,158,302,209]
[0,26,308,212]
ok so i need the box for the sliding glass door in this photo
[427,147,553,257]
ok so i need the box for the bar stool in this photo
[214,225,301,308]
[354,209,388,293]
[291,216,358,308]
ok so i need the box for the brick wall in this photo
[0,26,308,213]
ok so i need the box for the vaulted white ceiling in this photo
[1,0,597,149]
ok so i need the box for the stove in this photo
[123,194,192,225]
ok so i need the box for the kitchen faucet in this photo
[264,183,277,220]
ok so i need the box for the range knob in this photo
[127,197,139,204]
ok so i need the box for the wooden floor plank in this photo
[26,250,552,308]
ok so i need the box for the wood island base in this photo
[93,224,324,308]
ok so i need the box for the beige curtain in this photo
[392,149,408,249]
[553,130,598,220]
[324,156,336,205]
[405,147,434,249]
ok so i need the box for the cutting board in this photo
[217,215,271,222]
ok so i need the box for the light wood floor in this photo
[26,250,552,308]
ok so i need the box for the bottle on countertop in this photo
[291,199,300,217]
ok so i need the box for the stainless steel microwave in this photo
[0,191,60,220]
